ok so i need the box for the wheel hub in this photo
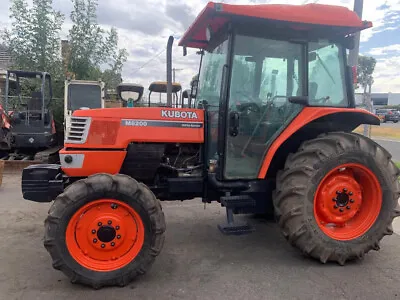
[316,170,362,224]
[335,191,350,207]
[314,163,382,241]
[97,225,116,243]
[66,199,145,271]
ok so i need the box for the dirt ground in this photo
[1,174,400,300]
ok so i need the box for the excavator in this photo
[2,70,59,162]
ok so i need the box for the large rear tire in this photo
[44,173,166,288]
[273,132,400,265]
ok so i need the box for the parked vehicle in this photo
[21,2,400,289]
[375,108,400,123]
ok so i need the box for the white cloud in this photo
[367,44,400,56]
[1,0,400,93]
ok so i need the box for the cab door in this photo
[220,35,304,180]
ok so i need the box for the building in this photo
[355,93,400,107]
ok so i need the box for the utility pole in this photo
[172,68,184,83]
[348,0,369,137]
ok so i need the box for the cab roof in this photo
[179,2,372,49]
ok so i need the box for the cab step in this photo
[218,194,255,235]
[220,195,256,209]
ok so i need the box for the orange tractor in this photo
[22,2,400,289]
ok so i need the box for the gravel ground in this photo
[1,175,400,300]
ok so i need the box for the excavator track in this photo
[1,146,61,175]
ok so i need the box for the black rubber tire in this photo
[273,132,400,265]
[44,173,166,289]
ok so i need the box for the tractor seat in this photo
[28,92,43,111]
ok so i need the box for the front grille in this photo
[65,117,91,144]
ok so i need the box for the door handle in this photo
[229,111,239,137]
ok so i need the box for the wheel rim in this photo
[314,163,382,241]
[66,199,145,272]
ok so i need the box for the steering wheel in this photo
[237,102,261,114]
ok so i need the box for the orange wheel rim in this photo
[314,163,382,241]
[66,199,145,272]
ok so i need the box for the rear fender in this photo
[258,108,380,179]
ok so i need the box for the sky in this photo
[1,0,400,94]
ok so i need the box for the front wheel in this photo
[44,173,166,288]
[273,132,400,265]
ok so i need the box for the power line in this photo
[132,48,166,73]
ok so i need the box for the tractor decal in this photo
[161,110,199,119]
[121,119,203,128]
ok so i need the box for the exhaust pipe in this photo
[166,36,174,107]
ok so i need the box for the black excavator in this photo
[1,70,60,163]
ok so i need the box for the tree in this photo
[3,0,64,77]
[356,56,376,137]
[357,55,377,93]
[67,0,127,91]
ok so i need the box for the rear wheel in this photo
[44,173,165,288]
[273,132,400,265]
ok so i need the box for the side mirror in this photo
[288,96,309,105]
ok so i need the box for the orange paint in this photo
[179,2,372,49]
[65,199,145,272]
[313,163,382,241]
[258,107,379,179]
[60,149,126,177]
[66,107,204,149]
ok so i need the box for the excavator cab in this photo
[4,70,57,160]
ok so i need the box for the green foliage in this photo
[68,0,127,91]
[3,0,64,78]
[4,0,128,133]
[357,55,376,91]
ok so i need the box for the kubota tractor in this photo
[21,2,400,289]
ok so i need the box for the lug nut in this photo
[98,222,102,226]
[108,220,112,225]
[334,205,338,209]
[343,188,347,192]
[336,191,341,194]
[93,238,97,243]
[111,242,115,247]
[117,235,121,239]
[101,244,105,248]
[91,229,96,234]
[332,198,336,202]
[346,206,351,210]
[111,203,118,209]
[350,199,355,203]
[339,208,344,212]
[116,226,120,230]
[349,192,353,196]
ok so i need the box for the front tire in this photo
[44,173,166,288]
[273,132,400,265]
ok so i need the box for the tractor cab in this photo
[148,81,182,107]
[4,70,57,153]
[117,83,144,107]
[179,2,371,180]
